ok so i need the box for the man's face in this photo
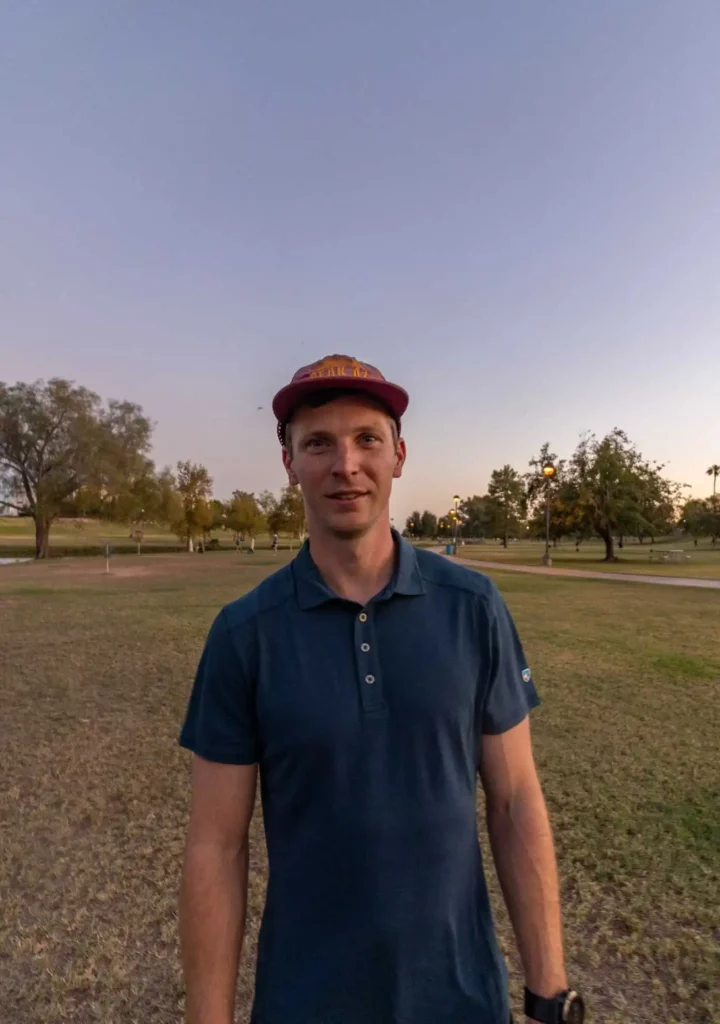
[282,395,406,539]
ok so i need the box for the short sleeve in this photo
[179,609,259,764]
[481,584,540,734]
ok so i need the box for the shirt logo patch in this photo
[522,668,532,684]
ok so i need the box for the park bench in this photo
[648,549,689,564]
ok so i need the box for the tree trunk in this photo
[600,529,616,562]
[34,516,51,559]
[694,538,698,547]
[187,535,194,553]
[619,535,625,548]
[502,531,508,549]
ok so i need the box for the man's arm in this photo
[180,755,258,1024]
[480,717,567,1010]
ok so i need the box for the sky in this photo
[1,1,719,525]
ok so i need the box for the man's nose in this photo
[330,439,360,477]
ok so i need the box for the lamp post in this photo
[541,462,556,566]
[452,495,460,554]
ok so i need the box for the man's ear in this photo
[282,448,299,486]
[393,438,407,480]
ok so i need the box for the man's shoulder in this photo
[220,560,296,632]
[413,546,498,603]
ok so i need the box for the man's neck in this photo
[308,519,396,606]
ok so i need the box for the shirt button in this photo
[365,674,375,685]
[361,643,370,652]
[359,612,368,623]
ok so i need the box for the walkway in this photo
[445,554,720,590]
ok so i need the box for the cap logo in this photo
[308,355,371,380]
[522,668,532,683]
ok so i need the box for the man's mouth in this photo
[326,491,368,502]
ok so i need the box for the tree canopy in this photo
[225,491,265,540]
[0,378,152,557]
[486,465,526,548]
[167,460,213,552]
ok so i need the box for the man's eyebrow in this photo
[353,423,387,434]
[301,428,334,441]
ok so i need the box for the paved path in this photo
[444,554,720,590]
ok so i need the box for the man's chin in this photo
[324,512,375,540]
[328,521,372,540]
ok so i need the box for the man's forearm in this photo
[180,840,250,1024]
[486,781,567,998]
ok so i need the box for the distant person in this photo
[179,354,583,1024]
[271,532,279,554]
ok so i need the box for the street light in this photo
[452,495,461,554]
[541,462,556,566]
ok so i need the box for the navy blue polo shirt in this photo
[180,534,539,1024]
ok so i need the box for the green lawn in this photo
[0,516,285,558]
[0,553,717,1023]
[457,538,720,579]
[0,515,181,555]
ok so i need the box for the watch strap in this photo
[524,987,566,1024]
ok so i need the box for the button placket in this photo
[355,607,384,713]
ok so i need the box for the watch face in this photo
[564,994,585,1024]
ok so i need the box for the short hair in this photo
[281,388,401,453]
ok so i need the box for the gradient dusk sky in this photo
[2,1,719,525]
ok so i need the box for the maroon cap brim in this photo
[272,376,409,426]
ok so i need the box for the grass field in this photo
[0,516,289,559]
[457,538,720,579]
[1,552,718,1023]
[0,516,183,557]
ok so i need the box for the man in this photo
[179,354,584,1024]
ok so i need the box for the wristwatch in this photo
[524,987,585,1024]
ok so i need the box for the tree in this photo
[420,510,438,539]
[525,444,564,507]
[679,498,710,547]
[279,485,306,544]
[225,492,265,544]
[166,460,213,552]
[438,515,452,538]
[524,444,574,547]
[525,479,583,546]
[257,490,278,518]
[487,465,526,547]
[707,464,720,498]
[405,511,422,539]
[458,496,494,540]
[209,499,227,534]
[566,429,672,562]
[0,378,152,558]
[634,462,679,544]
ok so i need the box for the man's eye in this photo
[306,438,328,450]
[360,435,379,445]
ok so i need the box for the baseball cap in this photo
[272,354,409,445]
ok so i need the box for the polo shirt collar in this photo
[293,529,425,610]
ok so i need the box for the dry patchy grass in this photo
[0,553,718,1023]
[459,540,720,579]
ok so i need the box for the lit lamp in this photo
[541,462,556,566]
[452,495,461,554]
